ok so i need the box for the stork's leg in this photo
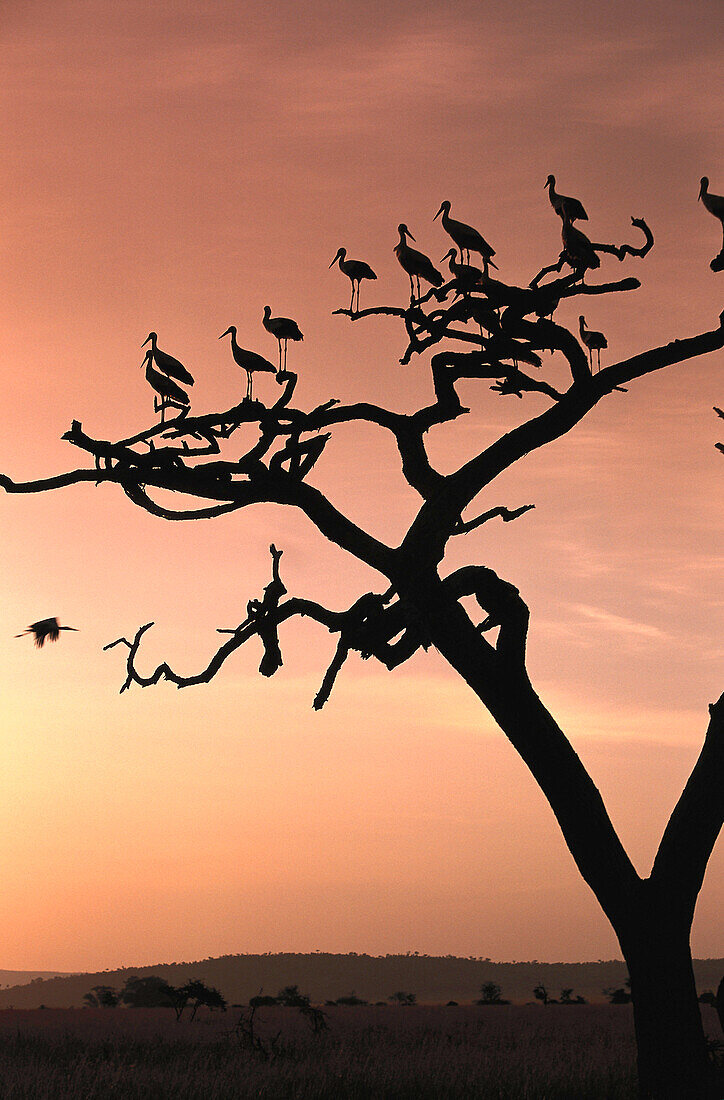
[277,340,282,374]
[247,371,252,400]
[349,282,355,315]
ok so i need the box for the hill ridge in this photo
[0,954,721,1008]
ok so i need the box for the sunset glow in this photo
[1,0,722,972]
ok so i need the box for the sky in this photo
[0,0,722,971]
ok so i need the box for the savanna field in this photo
[0,1004,721,1099]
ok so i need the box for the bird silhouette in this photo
[394,224,444,300]
[544,176,588,223]
[329,248,377,314]
[579,315,607,370]
[561,215,600,274]
[434,201,496,272]
[141,332,194,387]
[262,307,303,374]
[219,326,277,401]
[699,177,724,264]
[15,617,78,648]
[142,356,190,420]
[440,247,484,292]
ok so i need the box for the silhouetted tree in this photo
[476,981,509,1005]
[388,991,417,1006]
[533,983,551,1006]
[2,181,723,1100]
[119,975,176,1008]
[604,984,633,1005]
[334,992,368,1006]
[560,987,587,1005]
[82,984,119,1008]
[175,978,227,1020]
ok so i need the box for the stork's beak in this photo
[219,328,231,339]
[141,334,152,348]
[433,205,444,221]
[407,229,416,241]
[698,182,704,201]
[328,256,338,268]
[140,349,151,368]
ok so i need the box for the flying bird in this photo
[579,315,607,370]
[544,176,588,223]
[262,306,304,373]
[433,201,496,272]
[141,332,194,387]
[219,326,276,401]
[143,356,190,420]
[329,248,377,314]
[699,177,724,262]
[15,617,78,648]
[394,223,444,300]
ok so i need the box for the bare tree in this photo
[2,187,722,1099]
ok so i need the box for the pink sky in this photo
[0,0,722,970]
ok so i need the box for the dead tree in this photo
[1,189,723,1100]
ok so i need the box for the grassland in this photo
[2,1003,720,1099]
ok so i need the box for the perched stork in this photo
[699,177,724,262]
[440,247,484,291]
[544,176,588,223]
[579,315,607,371]
[561,216,600,275]
[329,248,377,314]
[433,200,496,272]
[394,223,443,300]
[143,355,190,421]
[142,332,194,387]
[15,617,78,648]
[262,306,303,373]
[219,326,276,401]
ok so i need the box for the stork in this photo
[329,248,377,314]
[394,223,443,300]
[141,332,194,387]
[15,617,78,648]
[262,306,303,374]
[699,177,724,262]
[561,215,600,275]
[219,326,276,401]
[142,356,190,421]
[544,176,588,223]
[579,315,607,371]
[433,200,496,272]
[440,247,484,291]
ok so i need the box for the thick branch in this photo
[649,692,724,920]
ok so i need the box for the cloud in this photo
[571,603,669,641]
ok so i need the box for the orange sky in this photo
[1,0,722,971]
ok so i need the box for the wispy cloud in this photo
[572,603,669,641]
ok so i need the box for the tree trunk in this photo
[619,914,719,1100]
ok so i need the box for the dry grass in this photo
[0,1004,718,1099]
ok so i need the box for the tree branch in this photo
[649,692,724,921]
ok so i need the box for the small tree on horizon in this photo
[476,981,509,1005]
[389,991,417,1006]
[2,180,723,1099]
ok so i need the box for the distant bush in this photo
[476,982,510,1005]
[389,991,417,1006]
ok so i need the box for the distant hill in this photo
[0,970,70,989]
[0,954,722,1008]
